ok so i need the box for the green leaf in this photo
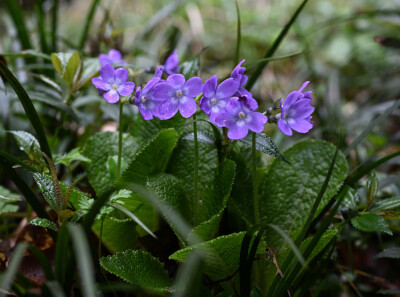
[259,140,348,248]
[29,218,58,231]
[9,131,39,154]
[118,129,178,186]
[234,0,241,66]
[54,148,91,167]
[100,250,172,293]
[342,186,359,211]
[0,186,21,215]
[92,217,139,253]
[0,62,52,157]
[370,196,400,212]
[240,132,288,162]
[351,213,392,235]
[374,247,400,259]
[51,52,81,85]
[180,56,200,80]
[83,132,139,195]
[169,232,265,282]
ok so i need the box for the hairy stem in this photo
[252,132,260,224]
[116,101,123,180]
[193,113,199,224]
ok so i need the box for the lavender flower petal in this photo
[103,89,120,104]
[117,82,135,96]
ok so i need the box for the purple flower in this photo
[134,77,161,120]
[99,49,126,67]
[153,74,202,119]
[230,59,258,108]
[163,50,180,76]
[91,64,135,104]
[277,82,314,136]
[199,76,239,124]
[215,96,268,140]
[154,65,164,78]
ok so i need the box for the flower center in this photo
[284,112,289,119]
[211,98,217,105]
[141,96,147,103]
[238,111,245,119]
[111,84,118,90]
[176,90,183,98]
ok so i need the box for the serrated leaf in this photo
[9,130,39,154]
[29,218,58,231]
[342,186,359,210]
[53,148,91,167]
[351,213,392,235]
[92,217,139,253]
[370,196,400,212]
[259,140,348,248]
[374,247,400,259]
[63,51,80,85]
[83,132,139,195]
[51,53,63,75]
[100,250,172,293]
[240,132,287,162]
[180,56,200,80]
[169,232,265,282]
[0,186,20,214]
[118,129,178,186]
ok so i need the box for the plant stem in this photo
[98,215,104,258]
[252,132,260,225]
[116,101,123,180]
[193,113,199,223]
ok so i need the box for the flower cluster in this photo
[92,49,314,139]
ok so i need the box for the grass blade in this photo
[234,0,241,66]
[247,50,303,68]
[246,0,309,91]
[172,252,203,297]
[52,0,59,52]
[44,281,67,297]
[78,0,101,50]
[0,149,38,172]
[29,246,55,281]
[1,51,52,61]
[55,225,69,286]
[108,202,157,239]
[0,61,52,158]
[34,0,49,54]
[0,242,29,297]
[344,100,400,156]
[67,223,97,297]
[4,0,32,51]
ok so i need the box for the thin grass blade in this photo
[344,100,400,156]
[246,0,309,91]
[67,223,97,297]
[0,242,29,297]
[172,251,203,297]
[0,62,52,158]
[0,149,38,172]
[4,0,32,51]
[34,0,49,54]
[51,0,59,52]
[44,281,67,297]
[234,0,241,66]
[108,202,157,239]
[29,246,55,281]
[78,0,101,50]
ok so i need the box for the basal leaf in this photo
[169,232,265,282]
[83,132,139,195]
[0,185,20,215]
[351,213,393,235]
[374,247,400,259]
[370,196,400,212]
[53,148,91,167]
[259,140,348,248]
[29,218,58,231]
[119,129,178,186]
[100,250,172,293]
[63,51,80,85]
[240,133,287,162]
[9,130,39,154]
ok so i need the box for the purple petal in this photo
[203,76,217,98]
[164,50,180,75]
[290,100,314,118]
[184,77,202,97]
[237,87,252,98]
[117,82,135,96]
[214,112,228,127]
[167,74,185,89]
[228,123,249,140]
[288,118,313,134]
[134,86,142,105]
[139,107,153,120]
[247,112,268,133]
[298,81,310,92]
[100,64,115,83]
[199,97,211,114]
[303,91,312,101]
[153,82,173,101]
[277,119,293,136]
[154,66,164,78]
[216,78,239,99]
[114,68,129,84]
[231,59,245,80]
[283,91,302,110]
[159,101,178,119]
[143,77,161,93]
[103,89,119,104]
[108,49,122,62]
[178,97,197,118]
[91,77,109,91]
[99,54,112,67]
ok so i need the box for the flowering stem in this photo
[98,215,104,258]
[252,132,260,225]
[116,101,123,180]
[193,113,199,223]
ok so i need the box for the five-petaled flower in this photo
[163,49,180,76]
[199,75,239,124]
[99,49,126,67]
[277,81,314,136]
[153,74,202,119]
[91,64,135,104]
[134,77,161,120]
[215,96,268,140]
